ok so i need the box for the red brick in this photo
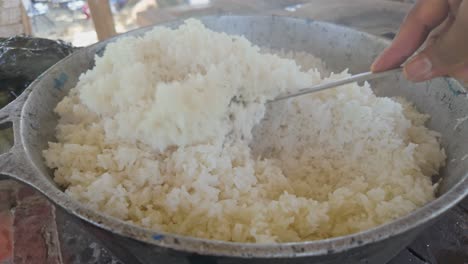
[15,185,37,201]
[0,190,13,263]
[13,186,62,264]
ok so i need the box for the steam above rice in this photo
[43,19,446,243]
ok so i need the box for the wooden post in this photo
[0,0,31,37]
[20,2,32,35]
[87,0,117,41]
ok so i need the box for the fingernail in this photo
[370,50,388,72]
[404,56,433,81]
[370,61,379,72]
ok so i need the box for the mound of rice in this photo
[43,19,446,243]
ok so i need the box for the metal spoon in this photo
[271,67,403,102]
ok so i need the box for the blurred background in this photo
[1,0,414,47]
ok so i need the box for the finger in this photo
[448,0,463,16]
[426,15,454,47]
[422,0,461,47]
[404,1,468,81]
[371,0,449,72]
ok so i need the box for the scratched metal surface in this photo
[56,2,468,262]
[0,1,466,263]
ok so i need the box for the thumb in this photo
[404,3,468,82]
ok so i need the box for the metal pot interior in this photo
[15,15,468,257]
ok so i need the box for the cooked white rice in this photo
[43,19,446,243]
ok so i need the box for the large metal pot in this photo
[0,16,466,264]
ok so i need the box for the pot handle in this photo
[0,90,42,188]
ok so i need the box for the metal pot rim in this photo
[0,15,466,258]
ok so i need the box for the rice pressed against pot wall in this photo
[42,19,445,243]
[0,16,466,262]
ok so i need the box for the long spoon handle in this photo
[272,67,403,102]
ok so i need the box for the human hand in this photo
[371,0,468,85]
